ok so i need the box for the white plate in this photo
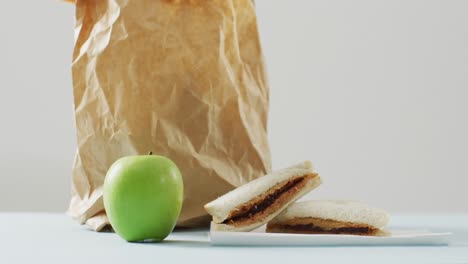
[209,224,452,246]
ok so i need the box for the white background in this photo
[0,0,467,213]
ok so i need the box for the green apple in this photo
[103,153,183,242]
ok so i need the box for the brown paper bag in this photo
[67,0,272,231]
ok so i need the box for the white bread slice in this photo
[270,200,390,229]
[204,161,321,231]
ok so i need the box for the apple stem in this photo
[148,151,153,155]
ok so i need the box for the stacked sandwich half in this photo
[204,161,389,236]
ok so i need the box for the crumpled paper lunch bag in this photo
[67,0,272,231]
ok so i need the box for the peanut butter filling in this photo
[266,217,380,236]
[221,173,317,227]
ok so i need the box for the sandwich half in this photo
[204,161,321,232]
[266,200,390,236]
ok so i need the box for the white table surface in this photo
[1,213,467,264]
